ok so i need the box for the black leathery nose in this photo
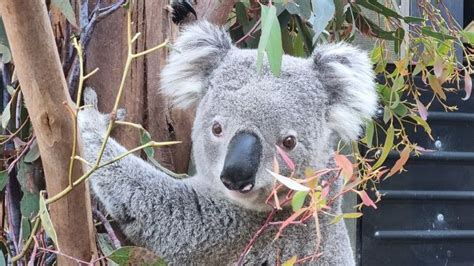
[220,132,262,193]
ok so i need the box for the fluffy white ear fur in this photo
[312,43,378,141]
[160,21,232,109]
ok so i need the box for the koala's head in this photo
[161,22,377,211]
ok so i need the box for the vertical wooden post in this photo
[0,0,95,264]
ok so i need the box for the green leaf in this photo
[373,124,394,169]
[24,140,41,163]
[355,0,403,19]
[293,30,305,57]
[51,0,77,27]
[394,28,405,55]
[256,5,283,76]
[108,246,167,265]
[342,212,363,219]
[291,191,309,211]
[329,214,343,224]
[140,129,154,159]
[0,17,10,64]
[392,103,408,117]
[21,217,31,242]
[370,46,382,63]
[286,0,312,20]
[1,100,11,129]
[0,44,11,64]
[403,16,425,23]
[282,256,297,266]
[461,30,474,45]
[382,105,391,124]
[235,3,249,27]
[20,192,39,219]
[364,120,374,148]
[309,0,335,40]
[421,27,456,41]
[98,234,119,266]
[410,114,432,138]
[6,85,14,95]
[39,191,58,246]
[0,170,7,191]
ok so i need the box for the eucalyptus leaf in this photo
[24,140,40,163]
[309,0,335,41]
[20,192,39,219]
[355,0,402,19]
[291,191,309,211]
[0,170,7,191]
[421,27,456,41]
[39,191,58,246]
[1,100,11,129]
[140,129,154,159]
[51,0,77,27]
[256,5,283,76]
[373,124,394,169]
[108,246,167,265]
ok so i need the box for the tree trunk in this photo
[86,0,235,174]
[0,0,96,264]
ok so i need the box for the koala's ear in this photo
[312,43,378,141]
[160,21,232,109]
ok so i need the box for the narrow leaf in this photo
[309,0,335,40]
[329,214,343,224]
[358,190,377,209]
[342,212,363,219]
[0,170,7,191]
[421,27,456,41]
[108,246,166,265]
[282,256,298,266]
[266,169,310,192]
[415,98,428,121]
[334,154,353,183]
[365,120,374,148]
[140,129,154,159]
[428,74,446,100]
[410,115,433,139]
[51,0,77,27]
[372,124,394,169]
[387,146,411,177]
[291,191,309,212]
[276,146,295,171]
[462,73,472,101]
[39,191,58,246]
[24,140,41,163]
[1,100,11,129]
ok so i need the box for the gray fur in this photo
[79,21,377,265]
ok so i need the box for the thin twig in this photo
[93,209,121,249]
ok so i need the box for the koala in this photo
[78,21,377,265]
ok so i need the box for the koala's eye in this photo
[281,136,297,150]
[212,122,223,136]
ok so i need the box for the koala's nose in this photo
[220,132,262,193]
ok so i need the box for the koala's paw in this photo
[78,87,110,134]
[170,0,196,25]
[83,87,98,108]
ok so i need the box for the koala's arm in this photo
[78,94,262,263]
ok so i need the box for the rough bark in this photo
[195,0,237,25]
[86,0,235,174]
[0,0,96,264]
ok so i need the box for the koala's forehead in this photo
[206,49,328,116]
